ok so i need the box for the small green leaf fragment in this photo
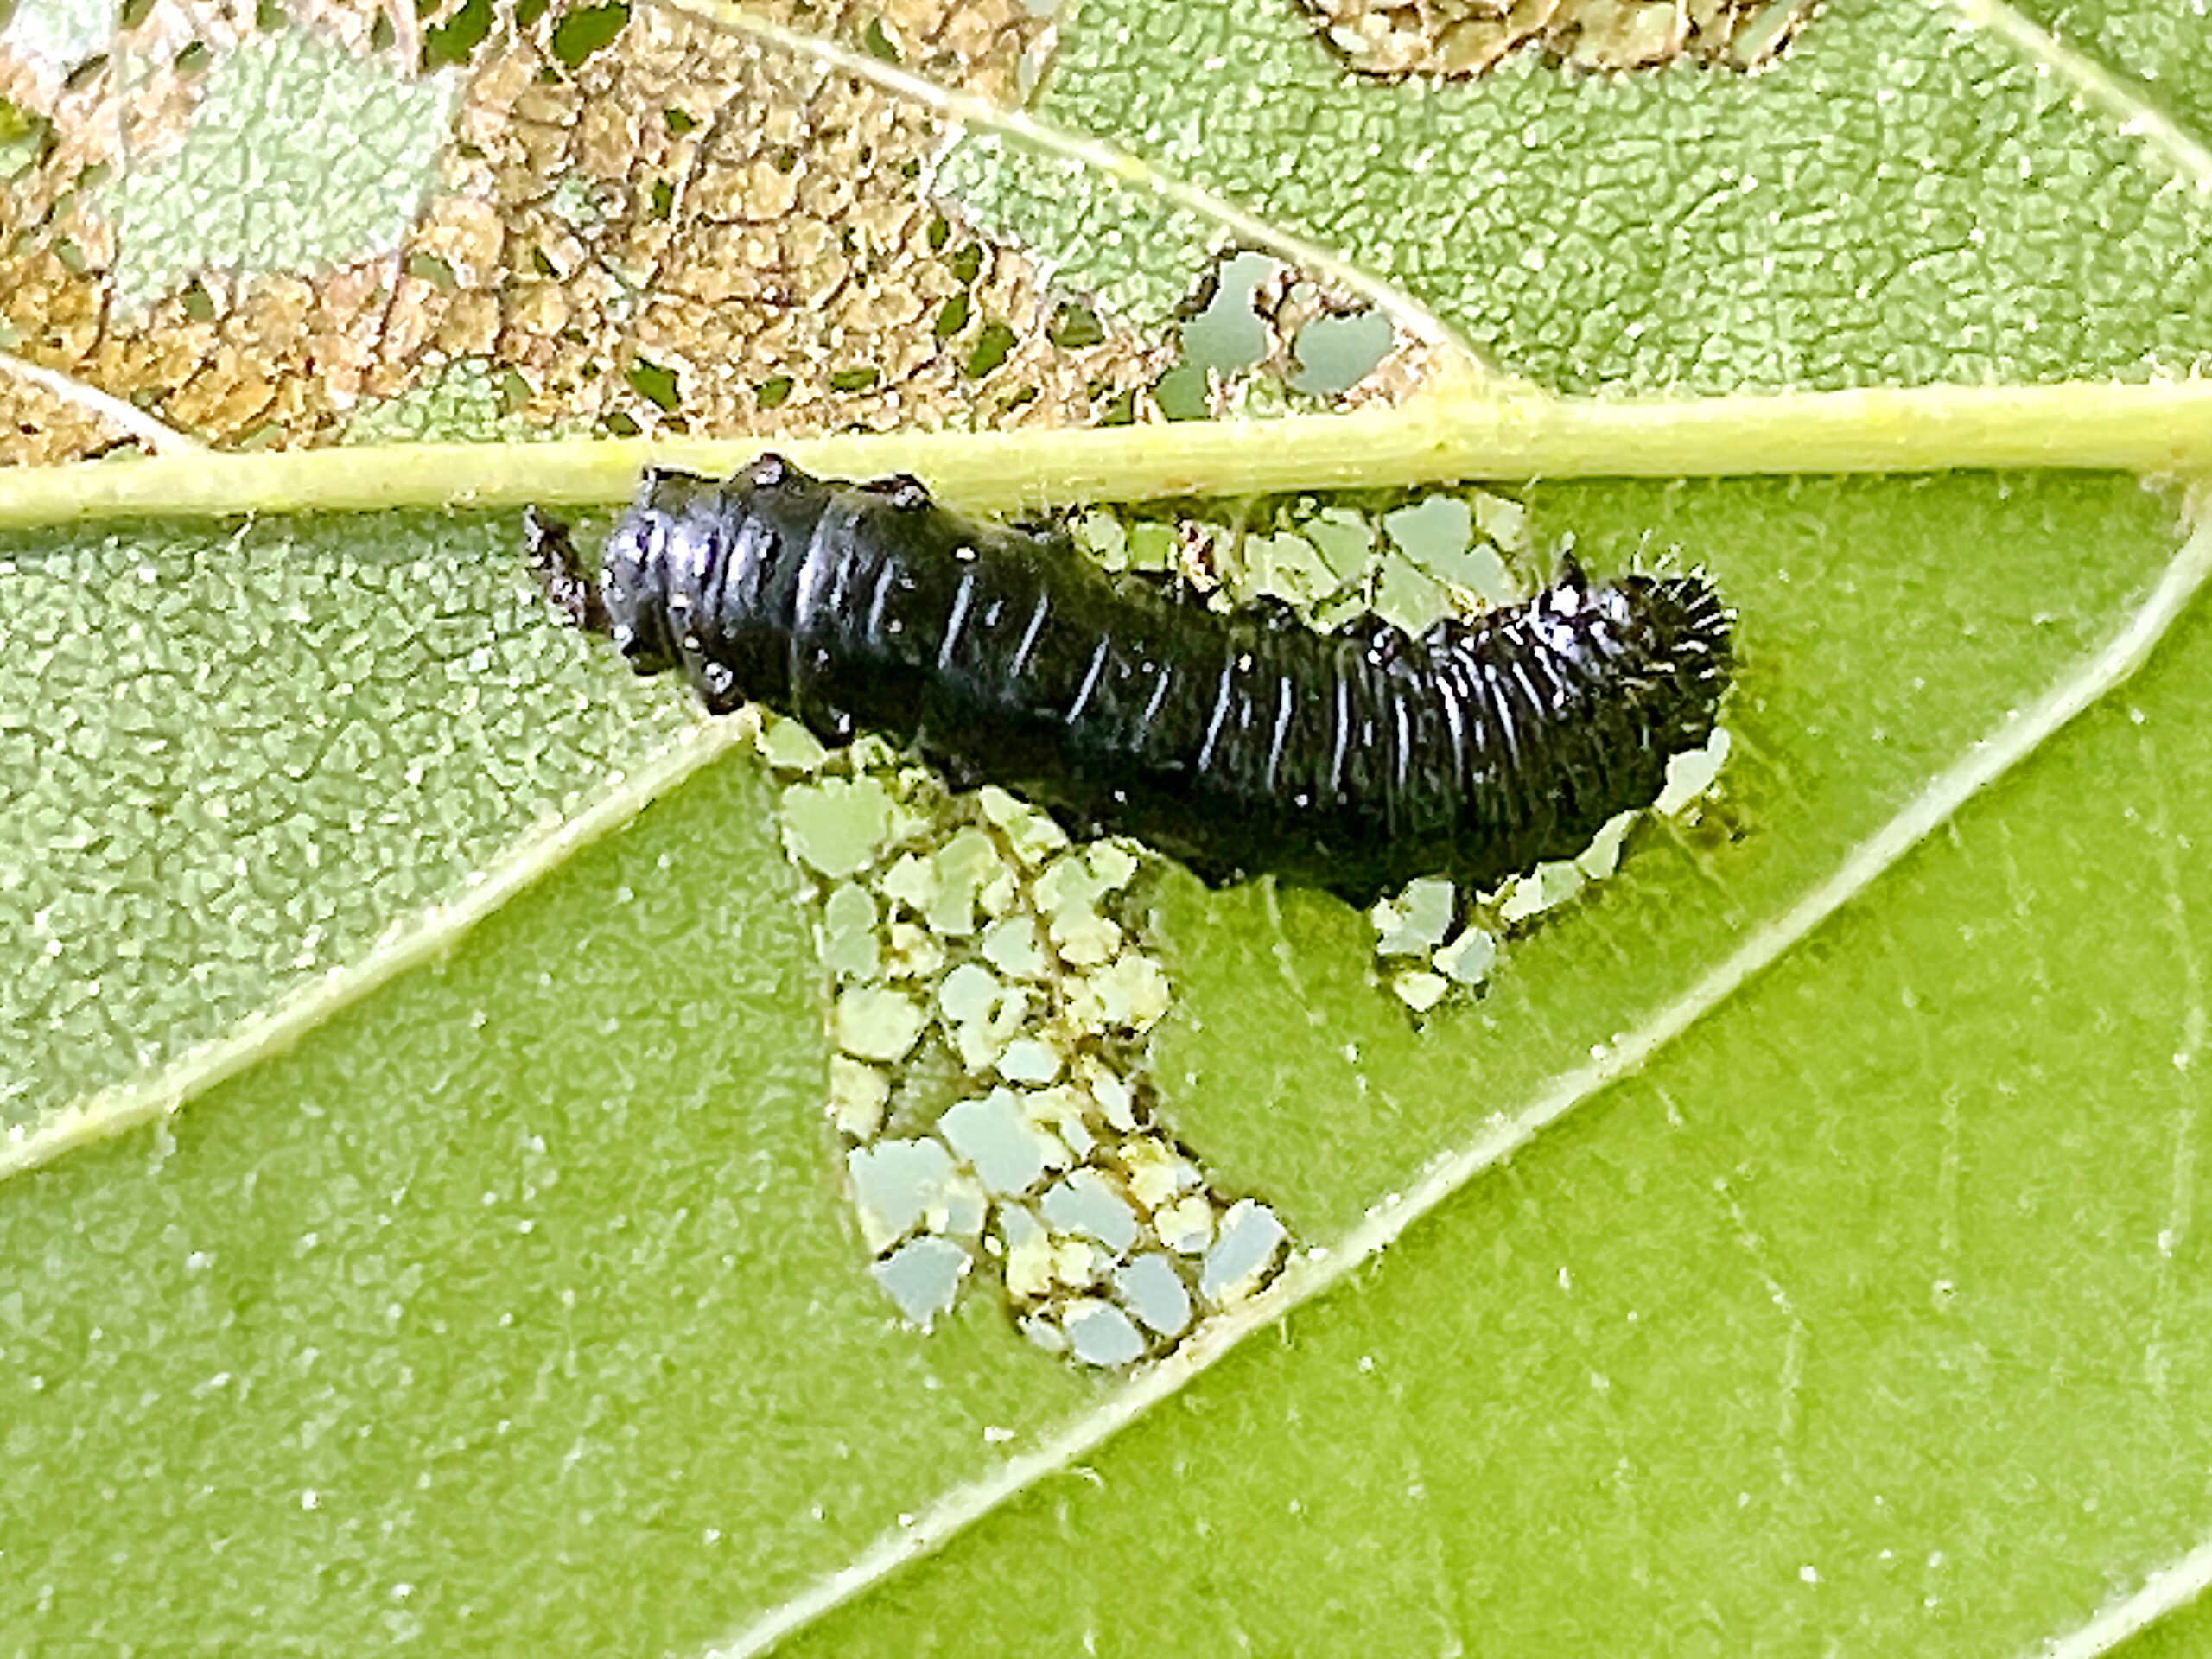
[1370,556,1452,635]
[1026,1084,1097,1159]
[1114,1254,1193,1337]
[1470,491,1531,556]
[1497,860,1586,923]
[1086,842,1140,891]
[1383,495,1472,575]
[1371,876,1455,955]
[1300,510,1376,582]
[1392,969,1451,1013]
[1070,510,1129,569]
[1154,1194,1216,1255]
[964,321,1018,378]
[996,1037,1063,1085]
[1046,301,1106,348]
[1020,1310,1070,1355]
[937,961,1004,1029]
[818,883,882,980]
[1068,952,1170,1032]
[1433,925,1497,987]
[1123,522,1178,575]
[421,0,493,68]
[1180,251,1275,373]
[1383,493,1517,601]
[404,251,458,289]
[626,357,680,411]
[1061,1298,1146,1367]
[979,915,1049,981]
[1048,901,1121,967]
[757,715,828,773]
[1657,728,1732,814]
[1080,1061,1141,1134]
[1151,359,1208,422]
[1040,1170,1141,1252]
[976,785,1069,865]
[869,1236,969,1327]
[779,777,892,877]
[881,919,944,982]
[922,829,1004,937]
[826,1055,892,1139]
[1287,308,1394,396]
[940,1089,1067,1195]
[945,243,983,285]
[844,1136,961,1249]
[861,16,900,60]
[1117,1136,1198,1210]
[946,981,1033,1072]
[1199,1200,1289,1304]
[1575,810,1639,880]
[0,103,42,183]
[549,0,630,68]
[880,851,938,916]
[832,985,925,1064]
[1244,531,1334,607]
[933,290,972,341]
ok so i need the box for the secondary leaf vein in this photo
[1935,0,2212,194]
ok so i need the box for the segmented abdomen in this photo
[528,454,1733,906]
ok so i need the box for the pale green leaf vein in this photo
[1936,0,2212,194]
[0,347,207,455]
[706,489,2212,1658]
[2041,1531,2212,1658]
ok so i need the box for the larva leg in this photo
[523,506,609,633]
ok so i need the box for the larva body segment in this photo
[528,454,1733,906]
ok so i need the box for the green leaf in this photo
[98,30,454,309]
[7,0,2212,1654]
[938,0,2212,389]
[0,511,697,1128]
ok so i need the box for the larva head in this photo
[594,467,719,675]
[523,505,609,634]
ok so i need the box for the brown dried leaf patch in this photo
[0,0,1171,461]
[1297,0,1820,77]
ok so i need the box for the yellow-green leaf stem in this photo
[3,381,2211,530]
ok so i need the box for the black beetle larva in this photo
[527,454,1732,906]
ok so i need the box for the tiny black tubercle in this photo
[529,454,1734,907]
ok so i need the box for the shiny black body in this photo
[527,454,1733,906]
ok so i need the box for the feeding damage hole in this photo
[531,473,1738,1367]
[1154,249,1409,420]
[1297,0,1822,77]
[756,715,1294,1369]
